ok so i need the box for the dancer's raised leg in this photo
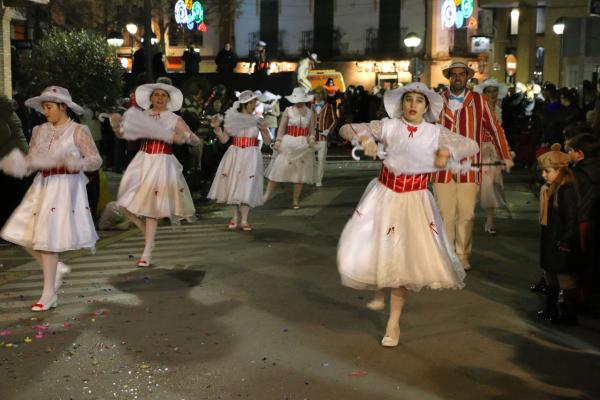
[382,287,408,347]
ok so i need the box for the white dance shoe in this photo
[366,299,385,311]
[54,262,71,290]
[381,329,401,347]
[31,294,58,312]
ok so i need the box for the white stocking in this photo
[39,252,58,304]
[240,204,250,225]
[122,208,146,233]
[386,287,408,338]
[142,217,158,261]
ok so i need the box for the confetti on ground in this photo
[349,371,368,376]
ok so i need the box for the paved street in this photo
[1,162,599,400]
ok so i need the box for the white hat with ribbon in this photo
[383,82,443,122]
[25,86,84,115]
[474,79,508,99]
[135,83,184,111]
[285,87,314,104]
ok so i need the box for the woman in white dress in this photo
[1,86,102,311]
[207,90,271,231]
[337,82,478,346]
[263,87,316,208]
[116,83,201,267]
[474,79,509,234]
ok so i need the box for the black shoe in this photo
[530,276,548,293]
[537,286,559,320]
[551,289,578,325]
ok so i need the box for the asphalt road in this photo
[1,164,599,400]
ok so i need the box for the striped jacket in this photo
[312,102,336,139]
[431,89,511,184]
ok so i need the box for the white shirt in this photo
[448,90,466,112]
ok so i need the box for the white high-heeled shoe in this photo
[54,262,71,290]
[31,294,58,312]
[381,328,401,347]
[366,299,385,311]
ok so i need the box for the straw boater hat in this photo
[537,143,570,169]
[135,83,184,112]
[383,82,443,122]
[442,60,475,80]
[285,87,314,104]
[474,79,508,99]
[25,86,84,115]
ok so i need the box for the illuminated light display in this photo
[442,0,456,29]
[174,0,206,31]
[461,0,474,19]
[442,0,476,30]
[175,1,187,24]
[455,10,464,28]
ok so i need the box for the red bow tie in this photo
[406,125,418,138]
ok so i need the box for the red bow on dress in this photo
[406,125,418,138]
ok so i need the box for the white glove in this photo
[361,138,378,158]
[307,136,316,146]
[0,149,29,178]
[321,129,329,136]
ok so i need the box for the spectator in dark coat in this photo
[215,43,237,85]
[182,43,201,75]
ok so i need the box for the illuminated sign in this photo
[442,0,475,30]
[174,0,206,32]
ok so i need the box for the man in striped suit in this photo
[431,60,514,270]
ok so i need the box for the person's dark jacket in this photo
[540,184,580,273]
[182,48,201,74]
[572,158,600,223]
[215,48,236,74]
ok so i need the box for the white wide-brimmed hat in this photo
[442,60,475,80]
[309,53,320,63]
[474,79,508,99]
[257,40,267,47]
[285,87,313,104]
[25,86,84,115]
[383,82,443,122]
[236,90,260,104]
[135,83,184,111]
[258,90,281,103]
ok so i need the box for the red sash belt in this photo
[231,136,259,148]
[41,167,78,177]
[140,139,172,155]
[378,165,428,193]
[287,126,309,137]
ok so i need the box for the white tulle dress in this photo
[1,121,102,252]
[337,118,479,292]
[208,108,265,207]
[117,110,196,222]
[265,105,316,184]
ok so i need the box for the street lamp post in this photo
[143,0,153,82]
[553,17,566,86]
[403,32,422,82]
